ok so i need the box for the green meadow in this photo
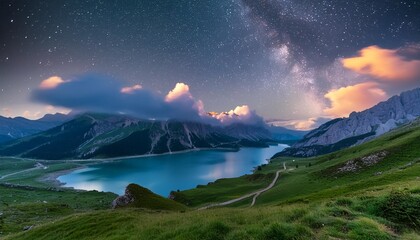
[1,119,419,239]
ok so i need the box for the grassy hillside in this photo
[0,158,117,235]
[6,190,420,240]
[117,183,187,211]
[2,119,420,239]
[174,119,420,207]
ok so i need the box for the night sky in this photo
[1,1,419,129]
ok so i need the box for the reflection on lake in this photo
[58,145,287,196]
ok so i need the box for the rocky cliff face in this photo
[278,88,420,157]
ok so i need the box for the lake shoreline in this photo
[6,143,289,163]
[44,144,288,195]
[7,147,244,163]
[39,166,86,188]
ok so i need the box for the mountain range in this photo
[0,113,71,143]
[0,113,280,160]
[266,125,308,141]
[4,88,418,160]
[276,87,420,157]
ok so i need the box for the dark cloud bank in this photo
[32,74,265,126]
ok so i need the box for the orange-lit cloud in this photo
[268,117,329,131]
[45,105,71,115]
[23,110,42,119]
[342,45,420,81]
[323,82,388,118]
[214,105,251,122]
[2,108,12,118]
[121,84,142,94]
[214,105,264,125]
[165,83,192,102]
[230,105,251,117]
[292,118,319,130]
[39,76,66,89]
[45,105,56,113]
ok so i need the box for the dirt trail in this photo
[199,162,286,210]
[0,162,46,180]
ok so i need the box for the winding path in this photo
[0,163,46,180]
[199,162,286,210]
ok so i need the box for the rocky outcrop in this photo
[279,88,420,157]
[111,183,187,210]
[111,186,135,209]
[337,151,388,173]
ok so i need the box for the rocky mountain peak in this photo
[278,88,420,157]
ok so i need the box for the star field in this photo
[0,0,419,123]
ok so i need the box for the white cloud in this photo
[121,84,142,94]
[213,105,264,125]
[39,76,66,89]
[165,83,192,102]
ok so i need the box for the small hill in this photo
[112,183,186,211]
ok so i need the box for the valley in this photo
[0,117,419,239]
[2,1,419,239]
[0,113,284,160]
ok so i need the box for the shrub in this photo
[379,191,420,230]
[329,206,354,220]
[262,223,313,240]
[335,198,353,207]
[348,218,393,240]
[301,212,330,229]
[199,221,230,240]
[284,208,308,222]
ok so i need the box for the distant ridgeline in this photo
[0,113,70,143]
[275,87,420,158]
[0,113,278,160]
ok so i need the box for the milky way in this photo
[0,0,419,126]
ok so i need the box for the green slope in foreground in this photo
[2,119,420,239]
[117,183,187,211]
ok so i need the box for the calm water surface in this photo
[58,144,287,196]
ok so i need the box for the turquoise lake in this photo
[58,144,287,196]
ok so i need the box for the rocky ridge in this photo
[278,88,420,157]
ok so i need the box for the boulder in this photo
[111,187,134,209]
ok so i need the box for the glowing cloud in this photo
[121,84,142,94]
[39,76,66,89]
[23,110,42,119]
[342,45,420,81]
[32,74,265,126]
[2,108,12,118]
[268,117,330,131]
[232,105,251,116]
[292,118,320,131]
[323,82,388,118]
[165,83,192,102]
[214,105,264,125]
[44,105,71,115]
